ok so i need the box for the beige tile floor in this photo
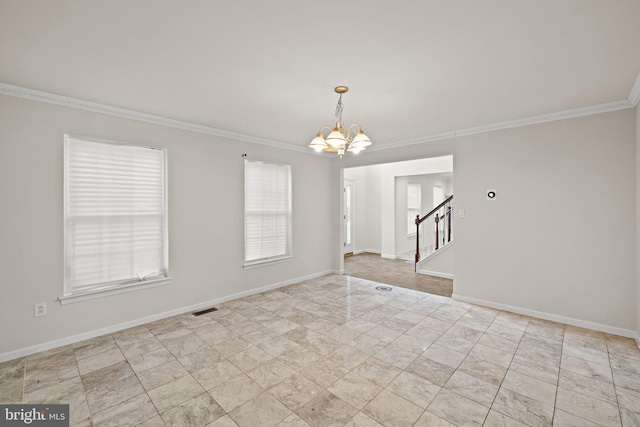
[1,274,640,426]
[344,253,453,297]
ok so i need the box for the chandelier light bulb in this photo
[326,127,346,148]
[351,129,372,148]
[308,132,328,152]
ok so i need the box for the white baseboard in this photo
[418,270,454,279]
[381,254,396,260]
[396,249,414,258]
[416,241,453,266]
[0,269,338,363]
[453,293,638,339]
[353,249,381,255]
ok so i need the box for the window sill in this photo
[59,277,172,305]
[243,256,294,270]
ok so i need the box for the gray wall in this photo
[0,95,337,357]
[1,94,637,358]
[342,109,637,335]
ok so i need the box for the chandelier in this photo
[309,86,372,158]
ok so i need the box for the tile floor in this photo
[344,253,453,297]
[1,274,640,426]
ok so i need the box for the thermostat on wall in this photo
[486,189,497,201]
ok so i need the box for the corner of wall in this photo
[636,104,640,338]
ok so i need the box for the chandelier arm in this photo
[318,126,333,137]
[345,124,362,145]
[310,86,371,157]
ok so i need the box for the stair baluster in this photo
[414,195,453,272]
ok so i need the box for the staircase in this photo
[414,195,453,273]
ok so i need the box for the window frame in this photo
[61,134,170,304]
[243,159,293,269]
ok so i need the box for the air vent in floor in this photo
[193,307,218,316]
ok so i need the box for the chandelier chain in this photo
[335,94,343,122]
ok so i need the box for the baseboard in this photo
[418,270,454,279]
[353,249,382,255]
[452,293,638,339]
[381,254,396,260]
[0,269,338,363]
[395,249,414,258]
[416,241,453,265]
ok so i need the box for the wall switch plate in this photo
[458,209,465,218]
[34,302,47,317]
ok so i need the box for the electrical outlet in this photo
[34,302,47,317]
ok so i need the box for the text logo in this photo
[0,405,69,426]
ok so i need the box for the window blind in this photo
[64,135,168,295]
[244,160,292,264]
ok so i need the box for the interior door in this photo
[344,179,354,255]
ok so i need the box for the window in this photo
[407,182,421,235]
[433,185,445,236]
[433,185,444,209]
[63,135,168,301]
[244,160,292,267]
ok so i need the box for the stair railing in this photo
[415,195,453,271]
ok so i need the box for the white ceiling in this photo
[1,1,639,149]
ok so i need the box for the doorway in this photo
[341,156,454,295]
[343,178,355,255]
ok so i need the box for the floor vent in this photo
[193,307,218,316]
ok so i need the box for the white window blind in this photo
[244,160,292,266]
[64,135,168,296]
[407,182,421,235]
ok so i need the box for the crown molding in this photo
[628,71,640,107]
[366,131,457,152]
[366,99,633,153]
[0,82,310,154]
[1,82,636,157]
[454,100,633,138]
